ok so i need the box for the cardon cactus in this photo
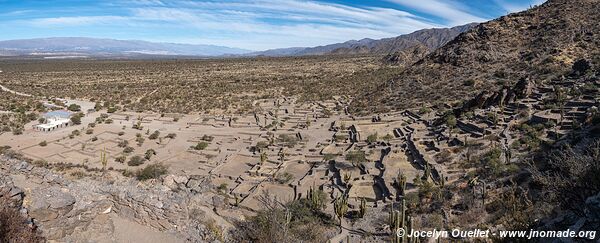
[359,198,367,218]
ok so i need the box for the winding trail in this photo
[0,84,32,97]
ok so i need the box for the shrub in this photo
[136,164,168,181]
[117,140,129,147]
[0,197,45,243]
[193,142,209,150]
[233,194,333,243]
[201,135,214,142]
[323,154,337,161]
[115,155,126,163]
[463,79,476,86]
[70,115,81,125]
[38,141,47,147]
[345,150,366,164]
[123,146,134,154]
[67,104,81,112]
[276,172,294,184]
[145,149,156,160]
[366,133,378,143]
[149,131,160,140]
[12,128,23,135]
[127,155,144,166]
[278,134,298,148]
[217,183,228,192]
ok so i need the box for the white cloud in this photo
[20,0,482,50]
[386,0,487,26]
[29,16,131,26]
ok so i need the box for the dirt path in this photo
[0,84,32,97]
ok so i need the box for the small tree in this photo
[70,115,82,125]
[67,104,81,112]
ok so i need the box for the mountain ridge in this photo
[249,23,477,57]
[351,0,600,113]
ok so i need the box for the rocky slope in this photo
[250,24,475,57]
[0,153,231,242]
[329,23,476,56]
[351,0,600,113]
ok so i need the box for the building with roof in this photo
[34,111,73,132]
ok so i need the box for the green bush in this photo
[136,164,168,181]
[366,133,378,143]
[67,104,81,112]
[345,150,366,164]
[193,141,209,150]
[149,131,160,140]
[127,155,144,166]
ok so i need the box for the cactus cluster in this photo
[389,199,414,243]
[100,148,108,172]
[334,193,348,223]
[307,185,325,209]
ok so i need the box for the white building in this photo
[34,110,73,132]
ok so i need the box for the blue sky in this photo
[0,0,545,51]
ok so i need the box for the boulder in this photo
[28,187,76,222]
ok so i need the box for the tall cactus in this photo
[397,172,407,197]
[359,198,367,218]
[307,185,324,210]
[260,152,267,165]
[422,163,431,182]
[334,194,348,226]
[481,181,487,206]
[100,148,108,172]
[389,198,407,243]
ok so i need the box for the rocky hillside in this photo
[351,0,600,113]
[250,24,475,57]
[330,23,476,56]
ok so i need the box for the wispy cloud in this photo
[0,0,544,50]
[386,0,487,25]
[29,16,130,26]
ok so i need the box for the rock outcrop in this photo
[0,155,223,242]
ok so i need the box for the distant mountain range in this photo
[0,37,251,58]
[0,24,476,58]
[249,23,476,57]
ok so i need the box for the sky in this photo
[0,0,546,51]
